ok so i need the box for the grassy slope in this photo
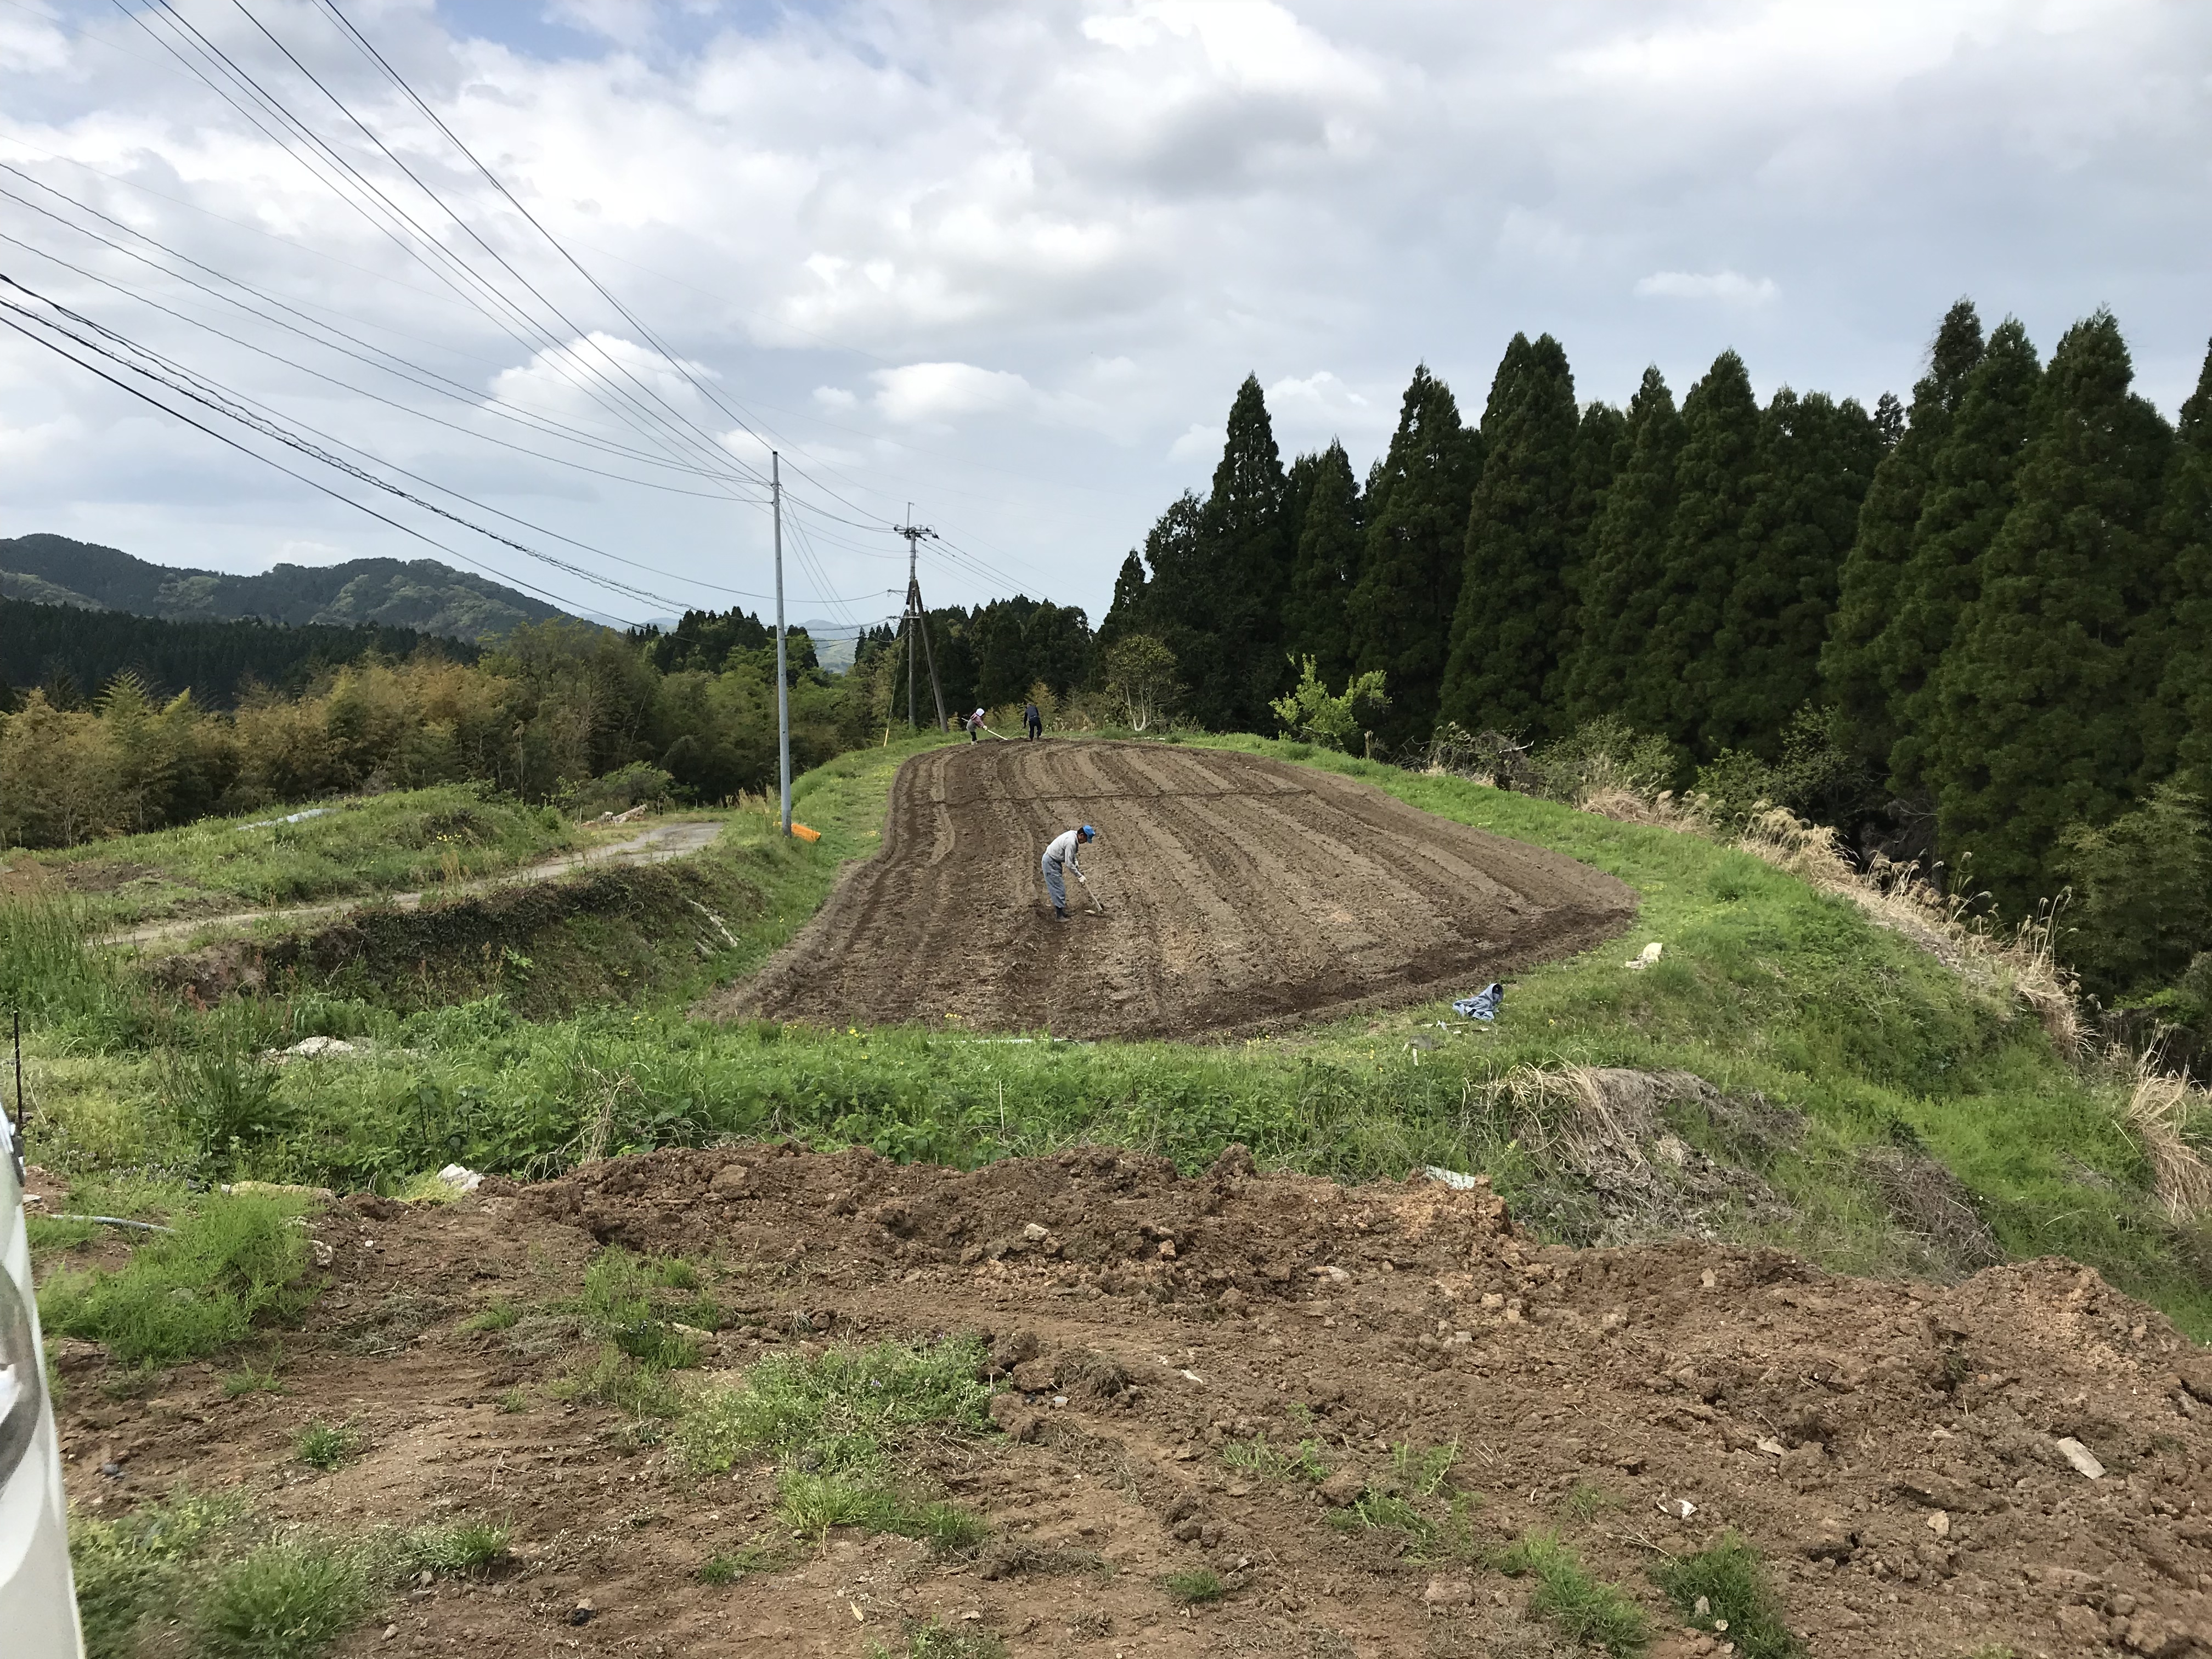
[3,785,583,926]
[17,730,2208,1337]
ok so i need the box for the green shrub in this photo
[1495,1530,1649,1657]
[193,1540,371,1659]
[38,1193,313,1368]
[1650,1531,1802,1659]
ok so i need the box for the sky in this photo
[1,0,2208,633]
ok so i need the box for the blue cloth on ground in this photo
[1453,983,1503,1022]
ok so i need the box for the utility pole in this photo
[773,452,791,836]
[895,509,947,731]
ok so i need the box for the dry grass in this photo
[2123,1063,2212,1222]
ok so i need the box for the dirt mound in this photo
[715,741,1637,1039]
[44,1148,2212,1658]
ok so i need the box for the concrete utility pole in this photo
[773,452,791,836]
[895,509,947,731]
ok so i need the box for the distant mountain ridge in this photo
[0,533,569,642]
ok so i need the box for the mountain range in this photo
[0,533,567,642]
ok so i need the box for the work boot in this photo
[1053,908,1069,922]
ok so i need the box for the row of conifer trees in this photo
[1101,302,2212,935]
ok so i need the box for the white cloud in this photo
[812,386,857,411]
[1167,423,1223,462]
[1634,270,1781,305]
[871,362,1037,426]
[1265,370,1384,439]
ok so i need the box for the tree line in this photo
[1105,303,2212,1014]
[0,595,478,711]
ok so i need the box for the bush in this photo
[39,1193,314,1367]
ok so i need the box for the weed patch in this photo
[866,1620,1010,1659]
[398,1520,511,1579]
[38,1192,315,1368]
[194,1538,373,1659]
[1650,1532,1802,1658]
[294,1420,361,1471]
[70,1487,249,1659]
[1221,1432,1329,1483]
[1495,1529,1650,1657]
[1163,1567,1225,1604]
[1320,1442,1475,1561]
[679,1337,993,1548]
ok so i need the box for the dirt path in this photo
[94,818,726,949]
[715,741,1635,1040]
[37,1147,2212,1658]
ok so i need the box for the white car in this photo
[0,1110,83,1657]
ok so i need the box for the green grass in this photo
[866,1620,1010,1659]
[1221,1432,1330,1482]
[1163,1567,1225,1604]
[37,1192,316,1368]
[1495,1529,1650,1657]
[1650,1532,1803,1659]
[679,1336,994,1547]
[398,1519,511,1579]
[15,782,579,927]
[1561,1480,1621,1523]
[222,1363,284,1398]
[15,729,2212,1335]
[1321,1441,1476,1559]
[462,1298,521,1333]
[293,1420,360,1471]
[71,1488,250,1659]
[494,1386,530,1413]
[194,1539,373,1659]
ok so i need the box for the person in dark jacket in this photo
[1023,701,1043,740]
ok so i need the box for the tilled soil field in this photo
[43,1149,2212,1658]
[719,742,1637,1040]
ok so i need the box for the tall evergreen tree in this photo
[1096,550,1150,648]
[1703,390,1883,757]
[1440,334,1582,740]
[1283,449,1325,573]
[1280,440,1363,688]
[1199,374,1292,726]
[1631,349,1762,750]
[2149,340,2212,797]
[1881,319,2043,791]
[1347,364,1482,749]
[1554,400,1626,720]
[1127,491,1208,713]
[1921,311,2176,915]
[1563,369,1683,727]
[1128,376,1290,732]
[1820,301,1985,769]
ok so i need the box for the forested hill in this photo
[0,597,477,710]
[0,533,566,641]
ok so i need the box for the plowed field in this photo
[724,741,1636,1039]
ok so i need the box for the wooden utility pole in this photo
[895,511,947,731]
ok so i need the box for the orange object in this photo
[789,822,821,843]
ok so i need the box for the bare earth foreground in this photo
[716,742,1637,1039]
[41,1150,2212,1657]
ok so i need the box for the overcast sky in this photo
[2,0,2208,632]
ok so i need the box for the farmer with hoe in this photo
[1041,823,1096,922]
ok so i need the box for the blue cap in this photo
[1081,823,1096,838]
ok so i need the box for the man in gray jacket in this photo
[1041,823,1096,921]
